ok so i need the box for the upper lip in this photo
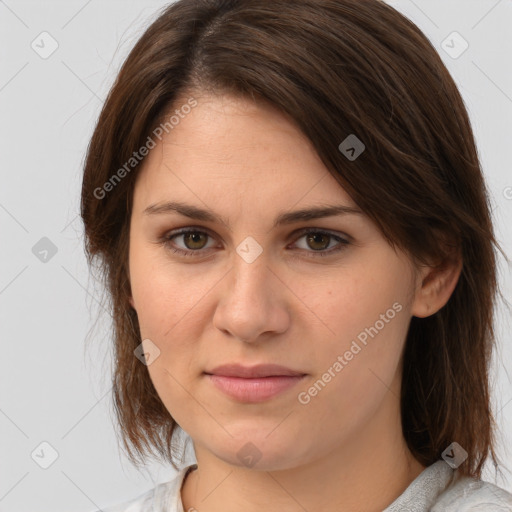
[205,363,306,378]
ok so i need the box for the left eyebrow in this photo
[143,200,364,229]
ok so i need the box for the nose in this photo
[212,249,291,343]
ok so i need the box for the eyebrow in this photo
[143,200,364,229]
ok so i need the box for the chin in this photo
[210,435,307,472]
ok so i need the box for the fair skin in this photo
[127,93,462,512]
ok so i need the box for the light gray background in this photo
[1,0,511,510]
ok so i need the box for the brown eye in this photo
[182,231,209,250]
[292,229,349,257]
[305,232,331,251]
[159,227,350,259]
[160,228,215,256]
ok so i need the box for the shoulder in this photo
[92,482,170,512]
[384,460,512,512]
[96,486,155,512]
[90,464,196,512]
[432,472,512,511]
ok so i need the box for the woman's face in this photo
[128,93,426,471]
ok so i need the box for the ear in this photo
[411,250,463,318]
[128,295,135,309]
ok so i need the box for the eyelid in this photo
[159,225,351,257]
[161,225,349,241]
[290,226,349,242]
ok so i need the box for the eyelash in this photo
[157,227,350,259]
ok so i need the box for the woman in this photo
[81,0,512,510]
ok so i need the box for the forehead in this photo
[132,94,357,210]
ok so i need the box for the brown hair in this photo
[81,0,509,478]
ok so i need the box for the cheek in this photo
[132,273,205,367]
[313,265,407,345]
[303,258,411,406]
[129,244,206,336]
[295,302,408,443]
[131,261,208,424]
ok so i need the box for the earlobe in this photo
[411,254,463,318]
[129,295,135,309]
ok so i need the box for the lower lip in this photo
[205,374,306,403]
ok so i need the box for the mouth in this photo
[204,364,307,403]
[204,363,306,378]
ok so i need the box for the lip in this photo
[204,364,307,403]
[205,374,306,403]
[205,363,305,378]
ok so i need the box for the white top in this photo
[96,460,512,511]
